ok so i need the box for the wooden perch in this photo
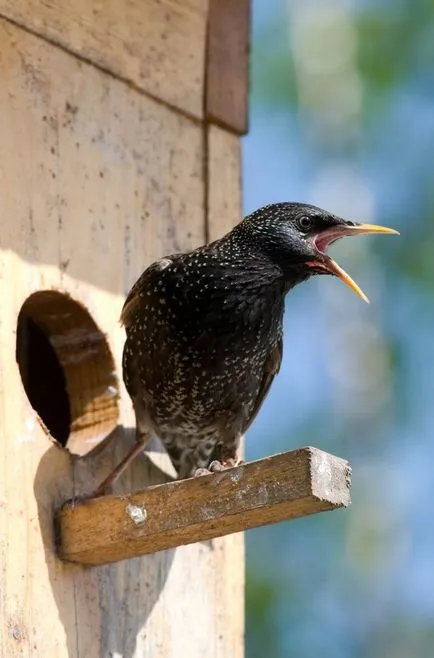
[57,447,351,566]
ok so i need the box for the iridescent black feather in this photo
[121,202,342,477]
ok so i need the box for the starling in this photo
[92,203,398,495]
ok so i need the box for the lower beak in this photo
[309,223,399,303]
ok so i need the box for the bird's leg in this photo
[88,403,151,498]
[89,430,150,498]
[211,435,244,471]
[67,435,149,506]
[194,439,244,477]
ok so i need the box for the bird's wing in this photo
[120,274,146,328]
[241,337,283,434]
[120,256,180,329]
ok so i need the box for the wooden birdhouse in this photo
[0,1,350,656]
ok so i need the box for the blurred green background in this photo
[244,1,434,656]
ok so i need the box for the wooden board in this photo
[58,448,352,565]
[207,124,242,240]
[206,0,251,134]
[0,17,244,658]
[0,20,204,295]
[0,0,208,118]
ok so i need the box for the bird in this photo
[91,202,398,496]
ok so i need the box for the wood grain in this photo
[57,448,351,565]
[0,20,204,295]
[207,124,242,240]
[206,0,251,134]
[0,0,208,118]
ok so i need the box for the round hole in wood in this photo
[16,291,119,455]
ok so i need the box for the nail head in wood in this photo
[56,447,351,566]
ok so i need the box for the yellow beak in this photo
[310,223,400,303]
[343,224,400,237]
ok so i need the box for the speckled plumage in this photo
[122,232,286,476]
[120,202,328,478]
[90,201,396,492]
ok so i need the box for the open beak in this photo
[307,223,400,303]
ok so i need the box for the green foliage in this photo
[250,18,297,110]
[245,568,282,658]
[252,0,434,114]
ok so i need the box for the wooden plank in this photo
[206,0,251,134]
[0,0,208,118]
[0,19,245,658]
[0,18,204,295]
[57,448,352,565]
[207,124,242,239]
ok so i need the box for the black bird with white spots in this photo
[91,202,398,495]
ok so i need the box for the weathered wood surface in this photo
[58,448,351,565]
[0,0,208,118]
[206,0,251,134]
[0,15,243,658]
[207,124,242,240]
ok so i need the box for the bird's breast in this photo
[123,261,285,429]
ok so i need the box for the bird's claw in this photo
[194,458,244,478]
[194,467,211,477]
[212,457,245,470]
[208,460,227,472]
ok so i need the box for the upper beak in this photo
[339,223,400,238]
[309,222,400,303]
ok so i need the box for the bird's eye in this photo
[296,216,313,232]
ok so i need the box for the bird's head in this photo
[241,202,399,302]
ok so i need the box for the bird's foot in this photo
[211,457,245,471]
[208,459,229,472]
[194,458,244,477]
[194,467,211,477]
